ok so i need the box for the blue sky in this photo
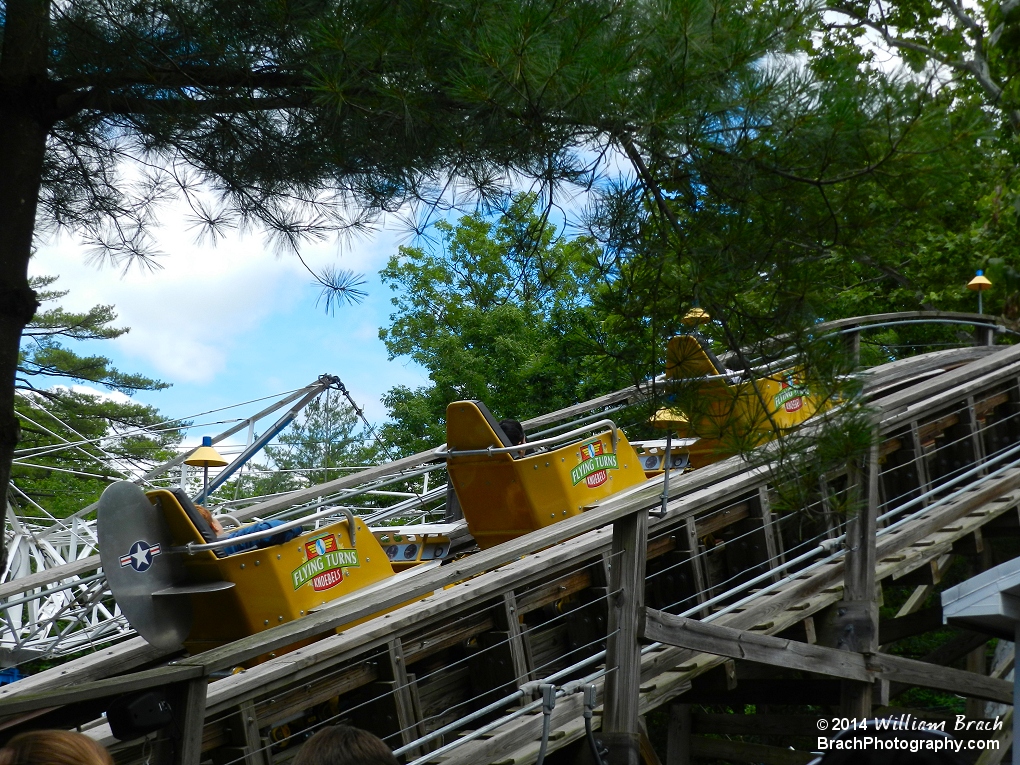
[29,207,432,449]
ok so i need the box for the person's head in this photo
[196,504,223,534]
[499,418,526,446]
[0,730,114,765]
[292,725,398,765]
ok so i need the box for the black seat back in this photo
[469,400,514,448]
[171,488,218,545]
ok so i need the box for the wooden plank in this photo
[603,510,648,760]
[0,664,202,718]
[515,571,593,615]
[387,639,421,754]
[405,615,496,665]
[643,610,873,683]
[878,606,942,645]
[838,440,879,715]
[875,470,1020,563]
[917,414,960,446]
[255,663,378,729]
[641,610,1012,704]
[638,717,664,765]
[894,585,932,618]
[683,517,708,610]
[880,346,1020,429]
[502,592,532,685]
[0,636,171,700]
[910,421,932,506]
[666,704,691,765]
[174,677,209,765]
[694,503,749,537]
[757,487,784,581]
[236,700,269,765]
[974,392,1011,419]
[186,458,777,675]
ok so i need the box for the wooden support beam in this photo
[974,709,1012,765]
[844,327,861,367]
[603,510,648,765]
[837,440,879,717]
[220,700,269,765]
[756,487,784,583]
[638,717,664,765]
[641,610,1012,704]
[0,664,202,719]
[666,704,691,765]
[879,605,943,645]
[681,679,843,706]
[895,585,933,619]
[387,639,422,755]
[966,645,987,719]
[173,677,208,765]
[683,517,708,612]
[502,592,533,686]
[694,503,749,537]
[910,421,932,506]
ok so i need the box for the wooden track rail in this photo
[2,325,1020,765]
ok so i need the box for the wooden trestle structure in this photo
[2,313,1020,765]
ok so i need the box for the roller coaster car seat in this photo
[664,335,825,456]
[98,482,395,654]
[445,401,647,549]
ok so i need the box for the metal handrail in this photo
[440,419,620,457]
[172,505,357,555]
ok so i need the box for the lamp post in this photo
[184,436,228,505]
[968,269,993,314]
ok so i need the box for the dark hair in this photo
[499,418,526,446]
[292,725,399,765]
[0,730,114,765]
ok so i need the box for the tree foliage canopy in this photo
[13,278,180,517]
[379,196,628,454]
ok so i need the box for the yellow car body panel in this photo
[146,490,396,654]
[445,401,648,549]
[665,335,827,465]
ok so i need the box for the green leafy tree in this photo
[0,0,645,565]
[815,0,1020,323]
[379,196,624,454]
[1,0,998,567]
[13,276,181,517]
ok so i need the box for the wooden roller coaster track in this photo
[1,312,1019,765]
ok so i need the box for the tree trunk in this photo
[0,0,53,571]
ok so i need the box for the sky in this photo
[28,204,432,450]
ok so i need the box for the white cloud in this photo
[30,205,403,385]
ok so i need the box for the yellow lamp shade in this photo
[184,437,228,468]
[968,273,992,291]
[682,307,711,326]
[649,407,689,429]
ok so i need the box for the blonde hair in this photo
[0,730,114,765]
